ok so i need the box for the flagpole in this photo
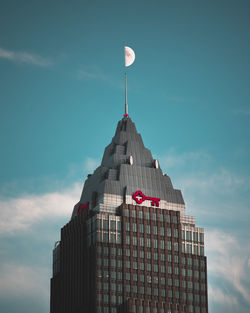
[124,72,128,117]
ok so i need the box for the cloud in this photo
[232,108,250,117]
[207,229,250,305]
[159,150,211,169]
[0,263,49,301]
[0,183,81,235]
[77,68,123,89]
[0,47,53,66]
[84,157,100,172]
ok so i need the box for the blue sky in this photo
[0,0,250,312]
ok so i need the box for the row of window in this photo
[182,243,204,256]
[182,231,204,244]
[97,272,206,291]
[96,247,206,269]
[126,223,179,238]
[97,290,206,303]
[124,209,178,224]
[125,236,179,251]
[97,306,207,313]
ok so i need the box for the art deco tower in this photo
[50,116,208,313]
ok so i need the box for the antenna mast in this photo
[124,72,129,117]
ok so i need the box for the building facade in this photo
[50,117,208,313]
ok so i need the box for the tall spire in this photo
[124,46,135,118]
[124,72,129,117]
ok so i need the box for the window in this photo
[133,285,137,293]
[154,252,158,260]
[182,292,187,301]
[146,238,151,248]
[200,246,204,256]
[147,251,151,259]
[159,213,163,222]
[160,253,165,261]
[188,269,193,277]
[126,285,130,292]
[126,222,130,231]
[175,291,179,299]
[133,261,138,269]
[133,250,138,258]
[160,240,165,250]
[174,242,179,252]
[140,262,145,270]
[168,254,172,262]
[175,279,179,287]
[152,213,156,221]
[182,280,186,288]
[104,259,109,267]
[139,237,144,247]
[140,250,144,258]
[125,209,129,217]
[147,287,152,295]
[161,265,166,273]
[188,281,193,289]
[117,272,122,280]
[132,210,136,218]
[103,220,108,230]
[117,221,121,231]
[154,239,158,249]
[161,277,165,285]
[147,263,152,271]
[153,225,158,235]
[168,241,172,250]
[126,236,130,245]
[160,227,164,236]
[168,290,173,298]
[138,211,143,219]
[126,273,130,280]
[146,225,151,234]
[132,223,137,232]
[126,261,130,269]
[111,283,116,291]
[110,220,116,231]
[117,260,122,268]
[147,275,152,283]
[182,230,185,240]
[166,215,171,223]
[168,266,172,274]
[172,216,178,224]
[140,274,145,283]
[199,233,204,243]
[174,255,179,263]
[118,284,122,292]
[110,259,116,268]
[139,224,144,233]
[132,237,137,246]
[103,295,109,304]
[174,267,179,275]
[154,288,159,296]
[104,247,109,256]
[104,282,108,291]
[154,264,158,272]
[167,228,171,237]
[146,212,150,220]
[174,229,179,238]
[126,249,130,257]
[140,286,144,294]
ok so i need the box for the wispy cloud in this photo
[159,149,211,169]
[232,107,250,117]
[84,157,100,172]
[77,67,123,89]
[0,183,81,235]
[207,229,250,305]
[0,263,49,301]
[0,47,53,67]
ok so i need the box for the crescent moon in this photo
[124,46,135,67]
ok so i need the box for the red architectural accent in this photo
[132,190,160,207]
[123,113,129,117]
[77,201,89,215]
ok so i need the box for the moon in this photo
[125,46,135,67]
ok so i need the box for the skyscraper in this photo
[50,116,208,313]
